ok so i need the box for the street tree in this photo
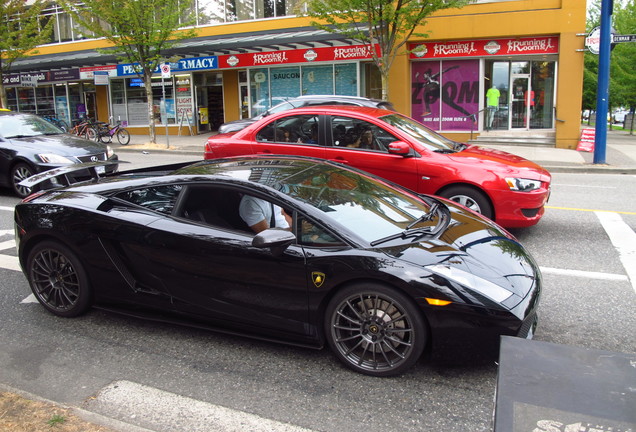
[582,0,636,132]
[611,0,636,133]
[0,0,53,109]
[300,0,472,100]
[65,0,198,143]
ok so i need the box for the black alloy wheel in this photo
[325,283,427,376]
[10,162,34,198]
[27,241,92,317]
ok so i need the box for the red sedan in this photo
[205,106,551,228]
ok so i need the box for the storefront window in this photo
[152,78,175,125]
[335,63,358,96]
[250,69,271,116]
[111,80,127,125]
[411,60,479,132]
[18,88,36,113]
[54,85,69,124]
[35,86,55,115]
[303,65,334,95]
[530,61,555,129]
[68,83,82,121]
[6,88,18,111]
[485,61,510,130]
[484,60,555,130]
[271,67,300,99]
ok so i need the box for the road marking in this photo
[552,183,616,189]
[546,206,636,216]
[0,206,14,212]
[540,267,628,281]
[596,211,636,293]
[0,240,16,251]
[0,254,20,272]
[21,294,38,304]
[0,229,14,236]
[87,380,315,432]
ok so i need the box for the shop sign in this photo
[80,65,117,80]
[3,70,80,86]
[218,44,379,68]
[94,71,109,85]
[408,36,559,59]
[20,74,39,87]
[117,56,218,76]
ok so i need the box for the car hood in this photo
[379,210,540,310]
[9,134,109,155]
[449,145,550,180]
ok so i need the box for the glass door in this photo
[511,75,530,129]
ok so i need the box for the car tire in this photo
[325,283,427,377]
[10,162,34,198]
[26,241,93,318]
[439,185,493,220]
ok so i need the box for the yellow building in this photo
[6,0,585,148]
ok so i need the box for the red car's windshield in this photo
[380,113,459,152]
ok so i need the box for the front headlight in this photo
[106,145,114,158]
[505,177,542,192]
[426,264,514,303]
[37,153,74,164]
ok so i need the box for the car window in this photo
[256,114,320,145]
[298,216,345,247]
[331,116,395,151]
[0,114,63,138]
[115,185,182,214]
[178,186,251,232]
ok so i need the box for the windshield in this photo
[380,113,459,152]
[179,160,437,244]
[281,166,437,243]
[0,114,63,138]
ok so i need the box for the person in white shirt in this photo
[239,195,291,233]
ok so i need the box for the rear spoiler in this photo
[18,161,118,192]
[19,160,197,193]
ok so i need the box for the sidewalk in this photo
[116,130,636,174]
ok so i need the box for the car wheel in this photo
[325,283,427,376]
[26,241,92,318]
[439,185,493,220]
[10,163,34,198]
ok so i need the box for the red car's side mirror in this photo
[387,141,411,156]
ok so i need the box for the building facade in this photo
[4,0,586,148]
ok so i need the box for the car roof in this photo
[264,105,397,119]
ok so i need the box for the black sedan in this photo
[0,111,118,197]
[14,156,541,376]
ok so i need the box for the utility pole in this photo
[594,0,613,164]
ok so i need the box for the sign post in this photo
[160,63,171,148]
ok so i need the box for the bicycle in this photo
[93,120,130,145]
[68,118,98,140]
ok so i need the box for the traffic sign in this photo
[160,63,171,78]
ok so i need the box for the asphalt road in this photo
[0,156,634,432]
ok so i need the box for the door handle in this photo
[330,157,350,164]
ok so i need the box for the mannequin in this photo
[486,86,500,129]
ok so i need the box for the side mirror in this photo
[387,141,411,156]
[252,228,296,256]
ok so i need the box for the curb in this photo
[0,382,154,432]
